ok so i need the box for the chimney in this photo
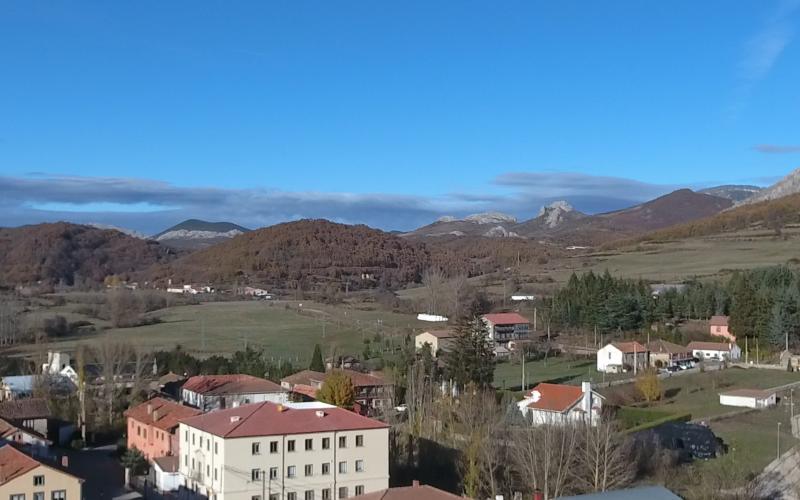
[147,403,153,415]
[152,410,160,422]
[316,410,326,418]
[533,491,543,500]
[61,456,69,468]
[230,416,240,423]
[581,381,592,414]
[412,480,420,487]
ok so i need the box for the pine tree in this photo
[729,274,757,340]
[444,314,495,389]
[309,344,325,372]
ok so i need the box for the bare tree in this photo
[0,297,21,346]
[405,356,436,440]
[422,268,446,315]
[448,273,470,319]
[511,422,579,499]
[92,335,133,426]
[572,420,635,493]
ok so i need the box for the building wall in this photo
[710,325,735,342]
[127,417,174,461]
[183,390,290,412]
[178,423,389,500]
[719,394,776,409]
[0,465,82,500]
[597,346,623,372]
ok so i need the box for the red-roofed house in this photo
[181,374,289,412]
[178,401,390,500]
[0,445,82,499]
[597,341,649,373]
[280,370,393,416]
[125,397,203,461]
[516,382,603,426]
[481,313,530,344]
[709,316,735,342]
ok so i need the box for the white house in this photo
[719,389,777,409]
[687,341,741,361]
[178,401,390,500]
[181,374,289,412]
[153,455,182,492]
[596,342,649,373]
[516,382,603,426]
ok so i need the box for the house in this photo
[596,342,648,373]
[181,374,289,412]
[0,444,83,500]
[414,330,456,357]
[0,399,51,447]
[152,455,182,493]
[493,344,511,359]
[719,389,777,409]
[709,316,735,342]
[351,482,467,500]
[646,340,693,368]
[124,397,202,461]
[177,401,390,500]
[281,370,393,416]
[687,341,741,361]
[516,382,603,426]
[0,418,51,452]
[557,485,681,500]
[242,286,272,298]
[481,312,530,344]
[149,372,186,400]
[780,350,800,371]
[41,352,72,375]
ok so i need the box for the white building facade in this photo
[178,402,390,500]
[596,342,649,373]
[516,382,603,426]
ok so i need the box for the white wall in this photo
[719,393,776,409]
[597,346,623,372]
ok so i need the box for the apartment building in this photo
[125,397,202,461]
[181,374,290,412]
[178,401,389,500]
[0,445,83,500]
[481,313,530,344]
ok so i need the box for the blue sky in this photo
[1,1,799,233]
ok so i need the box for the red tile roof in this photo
[482,313,529,325]
[647,339,691,355]
[524,383,585,412]
[180,401,389,438]
[182,374,284,396]
[421,330,456,339]
[281,369,388,389]
[0,398,51,421]
[687,341,735,351]
[124,397,202,431]
[709,315,729,327]
[611,341,647,353]
[352,484,467,500]
[281,370,326,388]
[0,444,40,485]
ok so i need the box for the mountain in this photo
[403,212,520,238]
[512,201,587,236]
[737,168,800,206]
[698,185,763,203]
[87,223,148,239]
[156,219,468,288]
[0,222,175,286]
[154,219,250,250]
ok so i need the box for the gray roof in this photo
[557,486,681,500]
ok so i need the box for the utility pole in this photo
[521,351,526,392]
[777,422,782,460]
[533,307,537,333]
[745,336,749,364]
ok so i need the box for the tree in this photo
[422,268,446,315]
[572,421,635,493]
[635,368,661,402]
[444,315,495,389]
[729,274,757,341]
[121,447,148,482]
[317,371,356,408]
[511,423,578,499]
[309,344,325,372]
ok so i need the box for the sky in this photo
[1,1,799,234]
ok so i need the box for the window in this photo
[355,435,364,447]
[143,428,147,439]
[252,469,261,481]
[287,465,297,478]
[322,463,330,475]
[252,442,261,455]
[137,426,141,436]
[52,493,66,500]
[338,461,347,474]
[34,493,45,500]
[214,468,218,480]
[355,460,364,472]
[339,487,348,499]
[322,489,331,500]
[305,490,315,500]
[252,496,262,500]
[270,495,280,500]
[355,486,364,496]
[270,440,279,453]
[33,475,45,486]
[192,433,196,445]
[269,467,278,480]
[185,430,189,442]
[305,464,313,476]
[288,440,296,452]
[10,495,25,500]
[207,440,210,451]
[338,436,346,448]
[287,493,297,500]
[185,455,188,467]
[305,438,313,451]
[207,465,210,478]
[215,442,219,454]
[322,437,330,449]
[199,436,203,447]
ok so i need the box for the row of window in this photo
[250,486,364,500]
[254,435,364,455]
[10,492,67,500]
[251,460,365,481]
[134,422,168,442]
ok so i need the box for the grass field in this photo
[493,356,632,391]
[17,299,433,361]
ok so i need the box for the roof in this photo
[556,485,681,500]
[482,312,529,325]
[158,372,185,385]
[352,484,466,500]
[609,341,647,354]
[0,376,35,393]
[180,401,389,438]
[523,383,591,413]
[0,444,40,485]
[182,374,284,396]
[0,398,51,421]
[418,330,456,339]
[687,341,735,351]
[281,370,326,387]
[720,388,775,399]
[0,419,49,444]
[124,397,202,431]
[153,455,180,473]
[281,369,388,389]
[646,339,691,355]
[709,315,729,327]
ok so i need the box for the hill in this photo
[154,219,250,250]
[403,212,520,238]
[0,222,175,286]
[698,184,762,203]
[738,168,800,206]
[155,219,469,289]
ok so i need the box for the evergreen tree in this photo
[309,344,325,372]
[317,371,356,408]
[729,274,757,340]
[444,314,495,389]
